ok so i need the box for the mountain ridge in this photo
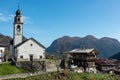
[46,35,120,58]
[0,33,120,58]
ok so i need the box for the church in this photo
[10,8,45,62]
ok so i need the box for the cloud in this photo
[0,13,31,24]
[23,16,32,24]
[0,13,14,22]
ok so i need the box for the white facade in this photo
[12,8,45,62]
[15,38,45,61]
[13,23,23,46]
[13,9,23,46]
[0,47,5,62]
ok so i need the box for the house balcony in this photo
[72,57,96,61]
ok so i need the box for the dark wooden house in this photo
[67,48,99,73]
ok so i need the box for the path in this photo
[0,72,47,80]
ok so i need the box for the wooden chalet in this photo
[67,48,99,73]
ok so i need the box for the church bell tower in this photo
[13,8,23,46]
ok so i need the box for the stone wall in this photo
[45,60,60,72]
[16,61,46,72]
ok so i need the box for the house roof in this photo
[0,44,8,47]
[96,58,116,66]
[68,48,98,54]
[97,62,116,66]
[15,38,45,49]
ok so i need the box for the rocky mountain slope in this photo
[46,35,120,58]
[0,33,12,46]
[110,52,120,60]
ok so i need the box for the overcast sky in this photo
[0,0,120,47]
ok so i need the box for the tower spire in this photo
[13,4,23,46]
[16,2,21,16]
[18,2,20,10]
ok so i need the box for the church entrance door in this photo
[29,54,33,61]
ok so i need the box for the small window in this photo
[18,18,20,21]
[0,50,2,52]
[20,55,23,59]
[30,44,33,46]
[40,56,42,59]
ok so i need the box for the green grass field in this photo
[0,62,27,76]
[5,71,116,80]
[0,62,117,80]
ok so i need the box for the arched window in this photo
[16,25,21,32]
[18,18,20,22]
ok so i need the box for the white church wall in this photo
[16,39,45,61]
[12,8,46,62]
[0,47,5,62]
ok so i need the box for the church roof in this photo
[10,36,27,45]
[16,9,21,16]
[0,44,7,47]
[15,38,45,49]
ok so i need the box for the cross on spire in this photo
[18,2,20,10]
[16,2,22,16]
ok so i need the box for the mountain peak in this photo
[84,35,97,38]
[83,35,98,41]
[46,35,120,58]
[61,36,71,39]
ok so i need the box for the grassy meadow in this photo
[5,71,116,80]
[0,62,27,76]
[0,62,117,80]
